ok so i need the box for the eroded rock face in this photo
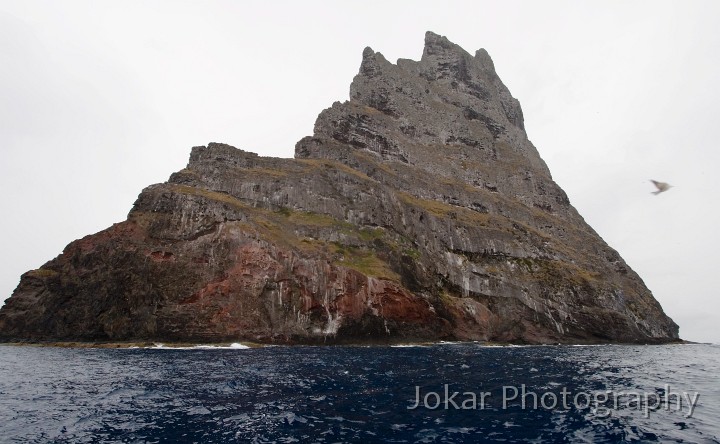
[0,32,679,344]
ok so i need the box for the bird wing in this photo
[650,180,672,194]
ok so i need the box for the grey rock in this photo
[0,32,678,344]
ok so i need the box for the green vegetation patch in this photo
[168,184,250,210]
[26,268,59,278]
[288,210,352,229]
[243,167,289,178]
[298,158,376,183]
[398,191,490,225]
[506,257,600,287]
[176,168,200,178]
[357,226,385,242]
[351,151,398,176]
[331,244,399,280]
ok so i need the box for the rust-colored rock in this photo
[0,32,678,344]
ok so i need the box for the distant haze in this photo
[1,0,718,343]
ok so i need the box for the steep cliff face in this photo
[0,32,679,344]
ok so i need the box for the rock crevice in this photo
[0,32,678,344]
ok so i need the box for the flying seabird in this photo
[650,180,672,195]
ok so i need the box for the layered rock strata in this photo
[0,32,679,344]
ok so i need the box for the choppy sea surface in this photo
[0,342,718,443]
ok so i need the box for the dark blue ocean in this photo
[0,343,718,443]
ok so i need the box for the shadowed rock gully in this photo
[0,32,679,345]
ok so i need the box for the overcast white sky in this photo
[1,0,718,343]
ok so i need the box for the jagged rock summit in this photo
[0,32,678,344]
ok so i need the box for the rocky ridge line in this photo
[0,32,679,344]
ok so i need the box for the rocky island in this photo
[0,32,679,345]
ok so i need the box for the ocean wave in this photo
[149,343,251,350]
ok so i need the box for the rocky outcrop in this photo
[0,32,679,344]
